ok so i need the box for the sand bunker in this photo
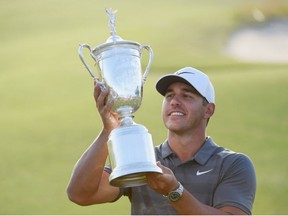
[225,19,288,63]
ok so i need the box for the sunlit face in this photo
[162,82,211,134]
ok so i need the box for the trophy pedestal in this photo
[108,124,162,187]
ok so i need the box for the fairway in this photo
[0,0,288,214]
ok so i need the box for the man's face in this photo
[162,82,211,133]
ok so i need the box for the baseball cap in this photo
[156,67,215,104]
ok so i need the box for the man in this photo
[67,67,256,215]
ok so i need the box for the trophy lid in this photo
[106,35,123,43]
[104,8,139,46]
[105,8,125,44]
[93,8,141,53]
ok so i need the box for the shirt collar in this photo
[194,137,219,165]
[161,137,219,165]
[162,140,174,158]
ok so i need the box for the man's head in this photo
[156,67,215,127]
[156,67,215,104]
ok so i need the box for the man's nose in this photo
[170,95,181,106]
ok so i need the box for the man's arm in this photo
[66,129,120,205]
[66,81,121,205]
[168,188,247,215]
[146,162,247,215]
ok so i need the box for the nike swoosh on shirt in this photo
[196,169,214,176]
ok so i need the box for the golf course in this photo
[1,0,288,214]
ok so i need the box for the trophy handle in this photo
[140,45,154,83]
[78,44,103,86]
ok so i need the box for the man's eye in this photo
[183,94,192,98]
[165,93,173,99]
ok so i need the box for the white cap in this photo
[156,67,215,103]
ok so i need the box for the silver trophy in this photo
[78,8,162,187]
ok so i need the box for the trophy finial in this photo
[105,8,118,41]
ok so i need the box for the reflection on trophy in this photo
[78,8,162,187]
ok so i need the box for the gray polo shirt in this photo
[107,137,256,215]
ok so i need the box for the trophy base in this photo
[108,124,162,188]
[109,162,162,187]
[110,173,147,188]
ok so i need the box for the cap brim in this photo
[156,75,193,96]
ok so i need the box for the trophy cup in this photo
[78,8,162,187]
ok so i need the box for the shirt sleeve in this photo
[104,164,112,174]
[213,153,256,215]
[104,165,130,200]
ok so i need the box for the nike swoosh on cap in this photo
[176,71,195,75]
[196,169,214,176]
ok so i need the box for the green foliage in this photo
[0,0,287,214]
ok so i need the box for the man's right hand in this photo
[93,80,120,133]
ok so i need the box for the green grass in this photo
[0,0,288,214]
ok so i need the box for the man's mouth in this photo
[169,111,184,116]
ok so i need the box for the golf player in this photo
[67,67,256,215]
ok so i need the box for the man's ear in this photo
[205,103,215,118]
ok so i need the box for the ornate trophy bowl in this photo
[78,9,162,187]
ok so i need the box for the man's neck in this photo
[167,131,207,161]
